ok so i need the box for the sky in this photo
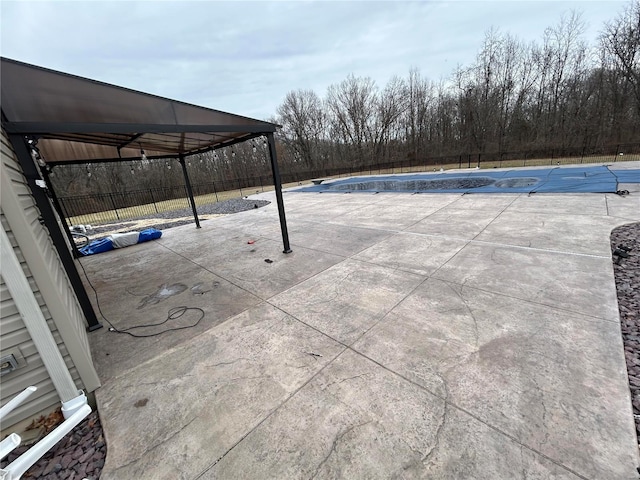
[0,0,628,120]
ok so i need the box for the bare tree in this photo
[402,68,434,162]
[600,0,640,118]
[276,89,328,170]
[372,75,408,163]
[326,75,378,167]
[532,11,588,146]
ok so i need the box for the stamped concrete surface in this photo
[84,163,640,479]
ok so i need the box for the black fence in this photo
[58,144,639,227]
[57,177,273,226]
[278,143,640,183]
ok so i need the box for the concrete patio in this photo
[82,164,640,479]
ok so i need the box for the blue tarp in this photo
[80,237,114,256]
[138,228,163,242]
[297,166,640,194]
[80,228,162,256]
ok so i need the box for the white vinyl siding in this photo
[1,129,99,430]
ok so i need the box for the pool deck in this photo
[84,162,640,479]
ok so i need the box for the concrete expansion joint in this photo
[353,347,592,480]
[194,346,350,479]
[470,194,521,242]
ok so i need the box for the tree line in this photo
[51,1,639,197]
[275,3,639,172]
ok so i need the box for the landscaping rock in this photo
[0,411,106,479]
[612,222,640,445]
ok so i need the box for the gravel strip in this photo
[89,198,270,235]
[134,197,270,220]
[6,219,638,479]
[1,411,105,479]
[611,222,640,445]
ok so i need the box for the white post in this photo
[0,223,79,404]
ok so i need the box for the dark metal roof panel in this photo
[0,57,278,163]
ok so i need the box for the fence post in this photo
[178,156,201,228]
[149,189,159,213]
[108,193,120,220]
[238,179,243,197]
[212,181,219,202]
[58,198,69,225]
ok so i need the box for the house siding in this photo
[0,129,99,431]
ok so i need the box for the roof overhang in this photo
[1,57,279,165]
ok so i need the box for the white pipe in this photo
[0,387,37,421]
[60,391,87,420]
[0,434,21,461]
[2,404,91,480]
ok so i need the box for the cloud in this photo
[0,0,627,119]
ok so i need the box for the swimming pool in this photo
[297,166,640,194]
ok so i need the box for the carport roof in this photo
[0,57,278,165]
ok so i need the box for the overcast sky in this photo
[0,0,626,120]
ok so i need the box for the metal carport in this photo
[1,57,292,332]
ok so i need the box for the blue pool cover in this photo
[297,166,640,194]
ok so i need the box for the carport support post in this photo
[40,166,81,258]
[178,155,200,229]
[7,134,102,331]
[266,133,292,254]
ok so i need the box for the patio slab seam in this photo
[296,193,390,215]
[250,300,592,479]
[437,279,621,325]
[346,237,617,324]
[403,231,612,259]
[193,346,350,479]
[606,213,640,222]
[269,227,621,330]
[342,244,621,326]
[275,216,617,260]
[382,192,465,229]
[345,346,592,480]
[467,194,521,241]
[262,225,398,259]
[258,247,624,478]
[155,238,346,303]
[198,290,599,480]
